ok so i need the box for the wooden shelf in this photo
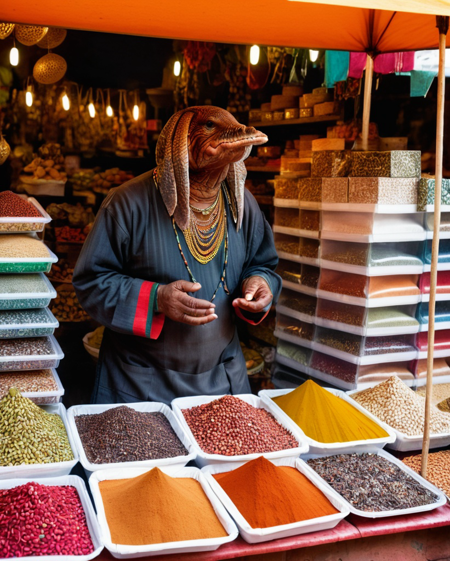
[249,115,341,128]
[254,195,274,205]
[246,166,280,173]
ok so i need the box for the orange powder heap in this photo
[213,456,339,529]
[99,468,228,545]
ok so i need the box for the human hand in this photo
[157,281,218,325]
[232,276,273,313]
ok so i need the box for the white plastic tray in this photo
[0,197,52,233]
[414,374,450,387]
[426,230,450,240]
[0,244,58,264]
[303,448,447,518]
[0,334,64,371]
[321,202,420,214]
[314,316,420,337]
[421,292,450,302]
[0,307,59,337]
[201,457,349,544]
[171,394,308,467]
[424,263,450,272]
[316,289,422,309]
[0,475,103,561]
[276,304,315,325]
[0,402,78,479]
[0,273,56,306]
[298,201,321,210]
[417,348,450,360]
[419,320,450,332]
[277,251,302,263]
[347,389,450,451]
[321,231,426,243]
[274,329,314,350]
[259,387,396,454]
[281,279,316,297]
[89,466,239,558]
[13,367,65,404]
[320,259,424,277]
[273,198,299,208]
[273,225,302,238]
[311,341,418,366]
[67,402,196,474]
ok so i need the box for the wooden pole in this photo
[421,16,449,478]
[361,54,374,151]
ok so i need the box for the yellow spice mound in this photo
[273,380,389,443]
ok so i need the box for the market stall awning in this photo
[2,0,450,53]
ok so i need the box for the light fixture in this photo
[173,60,181,77]
[88,102,95,118]
[106,89,113,117]
[10,46,19,66]
[25,90,33,107]
[250,45,260,65]
[133,90,139,121]
[62,91,70,111]
[309,49,319,63]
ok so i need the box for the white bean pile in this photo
[352,376,450,436]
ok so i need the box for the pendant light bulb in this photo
[309,49,319,63]
[88,102,95,118]
[25,90,33,107]
[10,46,19,67]
[62,92,70,111]
[173,60,181,77]
[106,105,113,117]
[250,45,260,65]
[133,104,139,121]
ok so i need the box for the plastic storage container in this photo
[275,313,315,348]
[0,196,51,233]
[416,330,450,359]
[0,235,58,274]
[425,212,450,239]
[298,210,321,238]
[273,207,300,237]
[317,269,420,307]
[274,232,300,260]
[0,368,65,404]
[420,271,450,301]
[0,273,56,310]
[274,175,299,205]
[0,335,64,371]
[276,340,312,372]
[0,307,58,338]
[320,239,424,276]
[356,362,415,389]
[277,289,317,323]
[417,301,450,331]
[299,237,320,266]
[280,264,320,297]
[411,358,450,386]
[423,239,450,271]
[298,178,322,210]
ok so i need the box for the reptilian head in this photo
[156,106,268,231]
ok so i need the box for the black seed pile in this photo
[75,406,188,464]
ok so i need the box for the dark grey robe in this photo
[73,170,281,404]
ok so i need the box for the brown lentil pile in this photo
[182,395,299,455]
[0,235,50,258]
[75,406,188,464]
[317,299,366,326]
[319,270,368,298]
[0,337,53,357]
[315,327,362,356]
[0,387,73,466]
[403,451,450,498]
[307,453,439,512]
[352,376,450,436]
[321,241,368,266]
[0,370,58,396]
[0,191,41,218]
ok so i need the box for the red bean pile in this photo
[182,395,299,455]
[0,191,41,218]
[0,482,94,558]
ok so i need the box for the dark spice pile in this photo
[307,453,439,512]
[75,406,188,464]
[0,337,53,356]
[0,191,41,218]
[182,395,299,455]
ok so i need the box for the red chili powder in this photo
[213,456,339,529]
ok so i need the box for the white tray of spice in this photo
[348,377,450,451]
[0,475,103,561]
[0,367,65,404]
[302,448,447,518]
[67,402,196,475]
[201,456,349,544]
[259,386,396,454]
[0,195,51,234]
[171,393,308,468]
[0,398,78,480]
[89,466,238,558]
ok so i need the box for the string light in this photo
[10,46,18,66]
[88,102,95,118]
[25,90,33,107]
[106,89,113,117]
[62,91,70,111]
[133,90,139,121]
[173,60,181,77]
[309,49,319,62]
[250,45,260,65]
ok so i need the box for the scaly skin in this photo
[156,106,268,230]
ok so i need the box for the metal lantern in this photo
[15,24,48,46]
[0,23,14,40]
[33,53,67,84]
[0,136,11,165]
[37,27,67,49]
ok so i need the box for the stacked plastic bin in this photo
[412,176,450,386]
[273,149,430,390]
[0,195,64,403]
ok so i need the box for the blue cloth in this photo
[410,70,437,97]
[325,51,349,87]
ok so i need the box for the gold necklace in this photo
[189,190,221,216]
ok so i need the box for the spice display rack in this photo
[0,196,65,403]
[273,149,450,388]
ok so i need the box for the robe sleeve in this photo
[72,203,164,339]
[234,193,282,326]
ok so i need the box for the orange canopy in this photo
[1,0,450,53]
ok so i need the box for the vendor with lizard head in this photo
[73,106,281,404]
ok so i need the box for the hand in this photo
[157,281,218,325]
[232,276,273,314]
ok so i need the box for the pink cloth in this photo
[348,51,415,78]
[348,52,367,79]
